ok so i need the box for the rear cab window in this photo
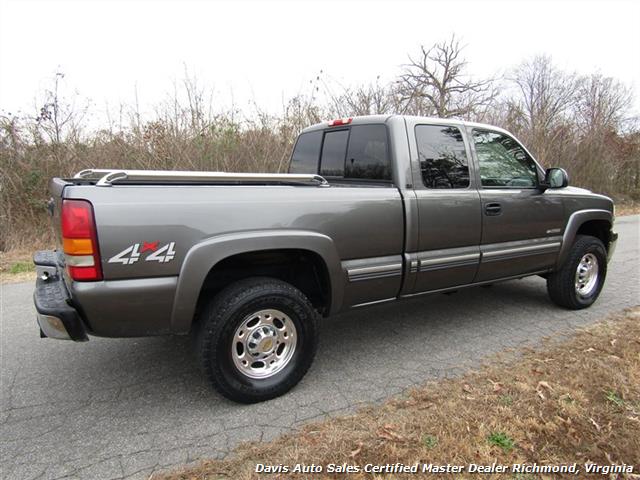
[289,123,392,184]
[289,131,323,174]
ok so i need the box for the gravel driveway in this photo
[1,215,638,480]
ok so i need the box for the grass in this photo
[487,432,515,453]
[421,434,438,449]
[155,306,640,480]
[8,261,34,274]
[0,250,38,284]
[605,390,625,408]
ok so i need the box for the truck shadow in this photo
[48,276,559,407]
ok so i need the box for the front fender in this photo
[556,209,613,268]
[170,229,343,333]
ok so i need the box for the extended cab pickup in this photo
[34,115,618,403]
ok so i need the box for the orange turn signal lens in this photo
[63,238,93,255]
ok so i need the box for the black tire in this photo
[195,277,319,403]
[547,235,607,310]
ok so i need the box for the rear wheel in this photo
[547,235,607,309]
[195,277,319,403]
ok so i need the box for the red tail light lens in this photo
[61,199,102,281]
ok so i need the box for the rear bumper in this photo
[608,231,618,262]
[33,250,88,341]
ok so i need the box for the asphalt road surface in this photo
[2,215,639,480]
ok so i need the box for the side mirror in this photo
[543,168,569,189]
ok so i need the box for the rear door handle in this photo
[485,202,502,216]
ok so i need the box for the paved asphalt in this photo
[1,215,638,480]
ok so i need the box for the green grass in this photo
[487,432,515,452]
[422,434,438,449]
[605,390,625,407]
[9,261,34,274]
[498,394,513,406]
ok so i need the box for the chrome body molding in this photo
[346,262,403,282]
[419,252,480,271]
[481,237,562,263]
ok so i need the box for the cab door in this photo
[406,121,482,294]
[469,128,564,282]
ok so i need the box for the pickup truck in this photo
[34,115,618,403]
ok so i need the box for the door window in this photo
[472,130,539,188]
[415,125,470,188]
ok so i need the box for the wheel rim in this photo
[231,309,297,379]
[575,253,599,297]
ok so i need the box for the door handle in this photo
[485,202,502,216]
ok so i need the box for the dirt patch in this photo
[155,307,640,480]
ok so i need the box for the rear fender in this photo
[170,230,343,333]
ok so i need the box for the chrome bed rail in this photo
[73,169,329,187]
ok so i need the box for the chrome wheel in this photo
[231,309,297,379]
[575,253,599,297]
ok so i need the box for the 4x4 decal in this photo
[108,242,176,265]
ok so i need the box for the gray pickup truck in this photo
[34,115,618,403]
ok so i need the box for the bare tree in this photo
[327,77,399,117]
[508,55,578,164]
[574,73,632,134]
[35,71,88,144]
[398,35,497,118]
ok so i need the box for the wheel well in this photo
[576,220,612,250]
[195,249,331,321]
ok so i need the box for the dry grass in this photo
[156,307,640,480]
[617,201,640,216]
[0,249,36,284]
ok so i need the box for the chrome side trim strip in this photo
[419,252,480,266]
[419,253,480,272]
[410,260,419,273]
[482,242,561,261]
[347,263,403,282]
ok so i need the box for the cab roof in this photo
[301,114,513,137]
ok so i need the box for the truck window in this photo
[320,130,349,177]
[289,131,323,174]
[416,125,469,189]
[345,125,391,181]
[472,129,538,188]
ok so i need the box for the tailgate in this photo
[48,177,69,259]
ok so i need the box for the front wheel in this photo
[195,277,319,403]
[547,235,607,309]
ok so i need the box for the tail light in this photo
[61,199,103,281]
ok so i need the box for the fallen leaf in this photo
[537,381,553,391]
[377,425,404,442]
[463,384,473,393]
[349,442,363,458]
